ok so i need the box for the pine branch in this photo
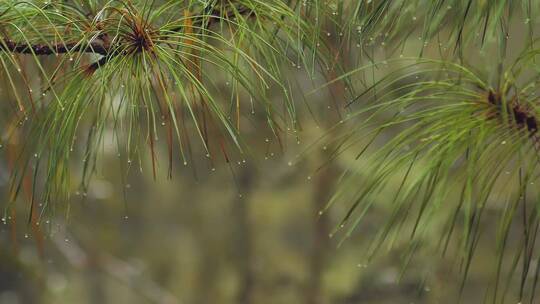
[0,3,255,72]
[0,39,109,56]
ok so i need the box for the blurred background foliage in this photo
[0,1,540,303]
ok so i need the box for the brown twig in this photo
[0,39,109,56]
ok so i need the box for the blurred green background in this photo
[0,83,506,304]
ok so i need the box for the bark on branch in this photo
[0,39,109,56]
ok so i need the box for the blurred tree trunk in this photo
[88,255,107,304]
[305,36,345,303]
[305,152,337,304]
[235,166,256,304]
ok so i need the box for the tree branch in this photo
[0,4,254,73]
[0,39,109,56]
